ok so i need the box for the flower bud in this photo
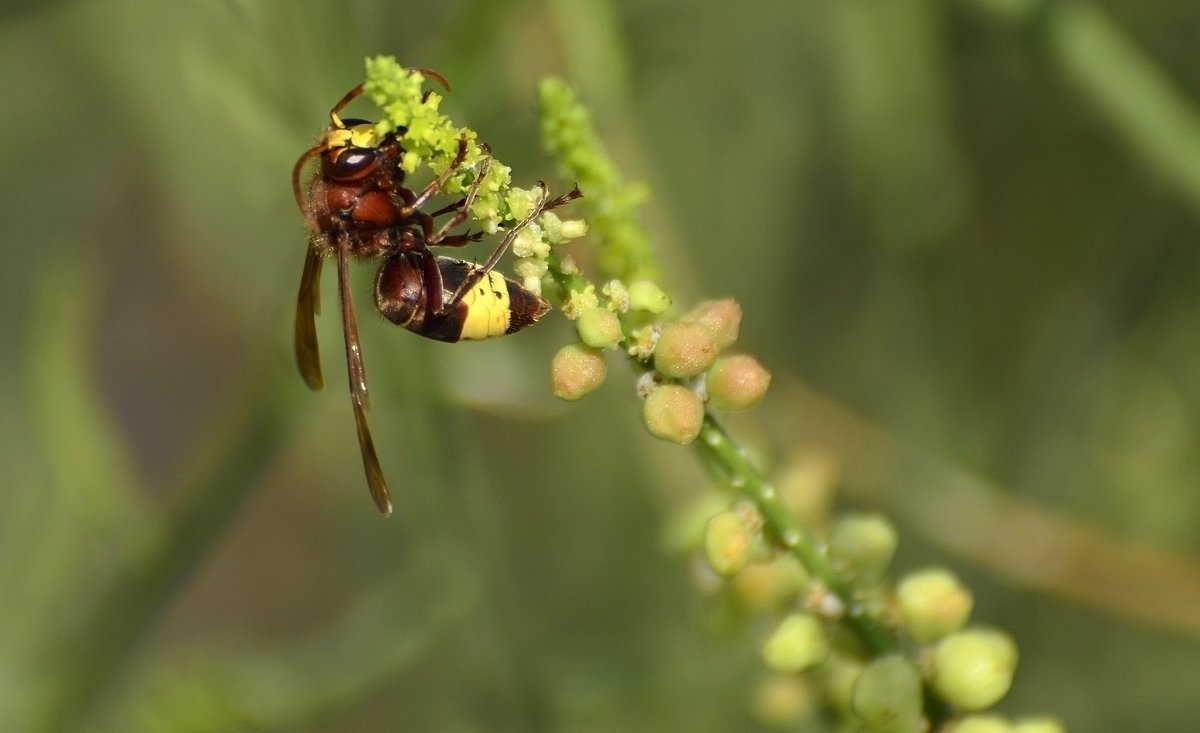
[628,280,671,314]
[931,627,1019,711]
[828,513,898,584]
[642,384,704,444]
[602,279,630,312]
[953,715,1015,733]
[751,675,817,729]
[761,613,830,673]
[896,567,974,642]
[1012,716,1065,733]
[654,320,719,378]
[576,306,623,349]
[704,509,754,577]
[664,492,730,552]
[562,285,599,319]
[731,554,809,613]
[511,226,548,258]
[820,652,865,714]
[851,655,924,733]
[706,354,771,411]
[685,298,742,351]
[558,218,589,241]
[551,344,606,401]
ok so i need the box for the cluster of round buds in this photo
[693,498,1043,731]
[642,299,771,443]
[511,209,589,295]
[549,278,669,400]
[526,64,1052,732]
[550,291,771,437]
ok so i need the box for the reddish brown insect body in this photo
[291,72,580,515]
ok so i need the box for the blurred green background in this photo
[3,0,1200,731]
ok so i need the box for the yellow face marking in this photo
[323,123,379,152]
[459,271,512,340]
[346,123,379,149]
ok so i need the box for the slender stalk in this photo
[696,414,898,654]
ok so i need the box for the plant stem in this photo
[696,414,898,654]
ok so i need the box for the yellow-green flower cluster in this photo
[538,78,660,284]
[362,56,587,243]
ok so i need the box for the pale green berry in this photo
[707,354,771,411]
[642,384,704,444]
[896,567,974,643]
[762,613,830,673]
[953,715,1015,733]
[1012,716,1065,733]
[551,344,606,401]
[654,320,719,378]
[628,280,671,314]
[576,306,623,349]
[851,655,924,733]
[828,513,898,584]
[704,509,754,577]
[931,627,1019,711]
[664,492,731,552]
[685,298,742,351]
[751,674,818,728]
[731,554,809,613]
[820,652,866,715]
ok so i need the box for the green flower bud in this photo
[706,354,771,411]
[931,627,1019,711]
[601,279,631,312]
[654,320,719,378]
[628,280,671,314]
[642,384,704,444]
[685,298,742,351]
[504,187,541,222]
[953,715,1015,733]
[762,613,830,673]
[851,655,924,733]
[558,218,589,241]
[751,674,818,729]
[820,652,865,714]
[628,324,660,361]
[828,513,898,584]
[558,254,581,275]
[1012,716,1065,733]
[731,554,809,613]
[562,285,599,319]
[576,306,623,350]
[511,226,549,259]
[664,492,730,552]
[551,344,606,401]
[513,257,548,296]
[896,567,974,643]
[704,509,754,577]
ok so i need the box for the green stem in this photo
[696,414,898,654]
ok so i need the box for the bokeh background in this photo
[3,0,1200,731]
